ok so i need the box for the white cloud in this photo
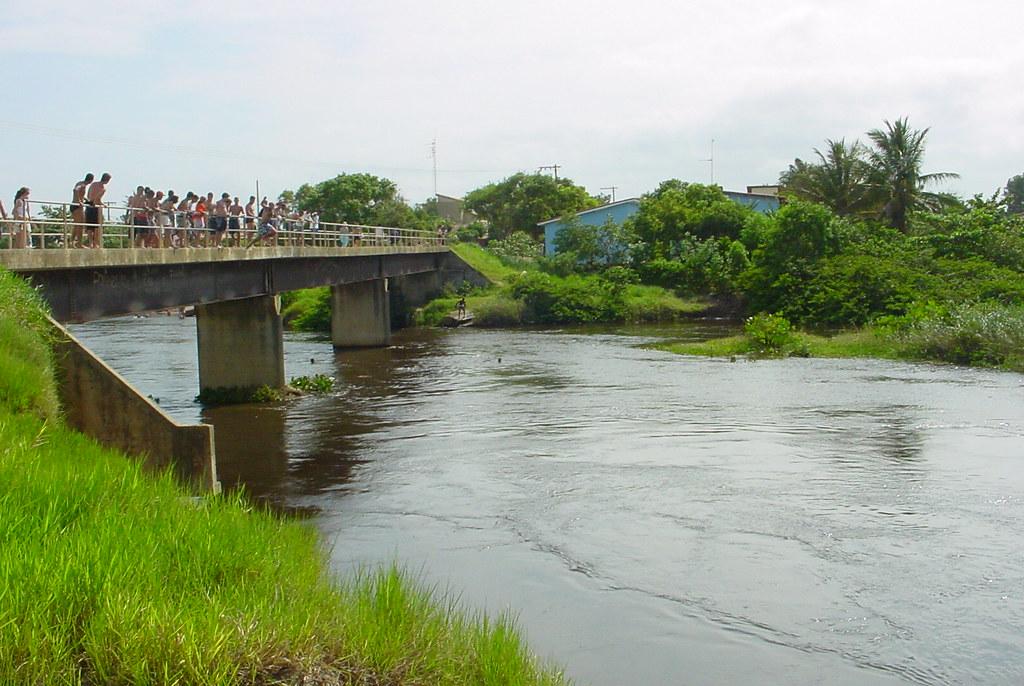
[4,0,1024,202]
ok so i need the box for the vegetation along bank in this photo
[0,267,566,685]
[282,118,1024,374]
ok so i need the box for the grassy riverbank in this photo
[281,242,706,332]
[0,269,567,685]
[653,307,1024,373]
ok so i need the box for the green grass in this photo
[281,287,331,332]
[623,285,707,322]
[654,334,751,358]
[0,269,59,420]
[415,292,524,327]
[654,326,926,364]
[451,242,524,285]
[0,267,568,685]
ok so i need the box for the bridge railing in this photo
[0,200,447,251]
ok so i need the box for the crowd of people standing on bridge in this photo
[0,173,336,249]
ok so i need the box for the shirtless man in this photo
[247,201,278,247]
[175,191,193,247]
[158,191,176,247]
[212,193,230,246]
[71,173,93,248]
[228,196,243,246]
[85,173,110,248]
[244,196,257,243]
[144,189,159,248]
[130,186,148,248]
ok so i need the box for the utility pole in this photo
[538,164,561,181]
[430,139,438,198]
[700,139,715,185]
[600,186,618,202]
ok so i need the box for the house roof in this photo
[537,198,641,226]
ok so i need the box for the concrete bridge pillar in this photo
[331,279,391,347]
[196,295,285,393]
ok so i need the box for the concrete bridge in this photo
[0,241,483,395]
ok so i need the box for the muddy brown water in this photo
[72,316,1024,685]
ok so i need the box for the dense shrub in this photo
[797,254,935,325]
[628,181,758,258]
[928,258,1024,304]
[744,313,801,355]
[552,216,631,270]
[282,287,331,332]
[899,302,1024,367]
[636,238,748,294]
[488,231,543,261]
[510,272,626,323]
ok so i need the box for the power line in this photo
[538,164,561,181]
[600,186,618,202]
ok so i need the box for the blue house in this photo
[540,198,641,256]
[540,189,781,256]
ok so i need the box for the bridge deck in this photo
[0,244,449,272]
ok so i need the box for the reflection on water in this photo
[70,317,1024,686]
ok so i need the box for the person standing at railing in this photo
[144,188,160,248]
[70,173,93,248]
[129,186,149,248]
[228,196,243,247]
[244,195,257,243]
[11,187,30,249]
[192,194,207,246]
[158,191,176,247]
[211,193,230,247]
[176,192,193,247]
[85,173,110,249]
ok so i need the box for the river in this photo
[71,315,1024,685]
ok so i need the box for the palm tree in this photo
[865,118,958,233]
[780,139,875,217]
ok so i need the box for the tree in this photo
[628,180,753,258]
[1004,174,1024,214]
[290,173,422,228]
[463,173,599,240]
[553,216,631,271]
[779,139,875,216]
[865,118,958,233]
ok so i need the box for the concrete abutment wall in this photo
[49,318,219,493]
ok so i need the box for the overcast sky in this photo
[3,0,1022,208]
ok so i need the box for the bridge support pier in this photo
[196,295,285,393]
[331,279,391,347]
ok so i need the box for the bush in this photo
[290,374,335,393]
[488,231,542,261]
[282,288,331,332]
[744,313,802,356]
[472,294,524,326]
[510,272,626,324]
[455,221,487,243]
[797,254,935,325]
[898,302,1024,368]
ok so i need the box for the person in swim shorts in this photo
[85,173,110,248]
[71,173,93,248]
